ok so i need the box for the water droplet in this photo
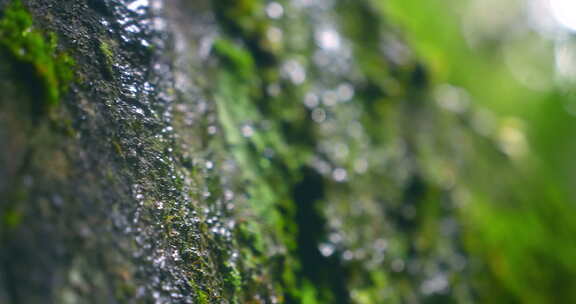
[224,190,234,201]
[171,249,181,261]
[319,243,335,257]
[316,29,341,50]
[282,60,306,84]
[207,125,218,135]
[391,259,405,272]
[127,0,150,12]
[420,274,449,295]
[125,24,141,34]
[374,238,388,251]
[241,124,255,138]
[332,168,348,182]
[343,250,354,261]
[266,2,284,19]
[354,158,368,174]
[267,83,282,97]
[312,157,332,175]
[329,232,343,243]
[333,142,349,160]
[205,161,214,170]
[498,117,527,157]
[266,27,283,45]
[336,83,354,102]
[434,84,470,113]
[322,90,338,106]
[304,92,319,108]
[312,108,327,123]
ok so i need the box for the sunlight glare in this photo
[549,0,576,31]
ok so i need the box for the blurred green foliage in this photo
[384,0,576,302]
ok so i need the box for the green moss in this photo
[301,280,320,304]
[223,262,242,295]
[2,208,23,229]
[115,281,137,301]
[337,1,394,91]
[0,0,74,114]
[212,39,255,80]
[194,285,209,304]
[214,44,317,302]
[213,0,265,37]
[99,39,114,65]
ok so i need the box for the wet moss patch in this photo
[0,0,74,117]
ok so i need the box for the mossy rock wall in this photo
[0,0,539,303]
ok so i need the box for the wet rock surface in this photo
[0,0,492,303]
